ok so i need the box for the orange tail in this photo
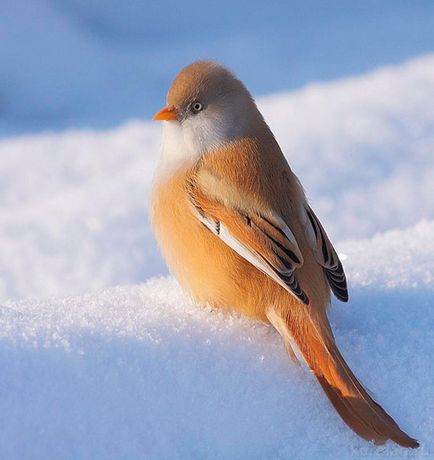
[267,306,419,448]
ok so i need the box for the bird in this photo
[150,60,419,448]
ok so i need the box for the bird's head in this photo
[153,60,262,165]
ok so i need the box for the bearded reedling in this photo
[150,60,418,448]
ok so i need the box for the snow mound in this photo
[1,55,434,302]
[0,220,433,459]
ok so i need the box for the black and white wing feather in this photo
[303,205,348,302]
[188,183,309,305]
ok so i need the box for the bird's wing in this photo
[302,205,348,302]
[187,180,309,304]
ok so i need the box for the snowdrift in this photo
[1,221,433,459]
[1,55,434,301]
[1,55,433,459]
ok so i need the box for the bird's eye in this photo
[191,101,203,114]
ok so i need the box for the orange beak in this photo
[152,106,178,121]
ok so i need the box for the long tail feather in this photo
[267,306,419,448]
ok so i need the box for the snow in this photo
[1,220,433,459]
[1,55,434,458]
[0,123,162,301]
[1,54,434,301]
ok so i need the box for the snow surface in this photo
[1,221,433,459]
[1,54,434,301]
[1,55,434,459]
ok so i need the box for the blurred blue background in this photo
[1,0,434,137]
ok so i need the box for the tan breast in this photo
[150,170,288,321]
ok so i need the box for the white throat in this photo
[155,122,198,179]
[154,114,238,180]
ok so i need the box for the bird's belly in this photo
[150,180,272,321]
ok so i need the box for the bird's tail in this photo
[267,305,419,448]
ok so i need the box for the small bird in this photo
[150,60,418,448]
